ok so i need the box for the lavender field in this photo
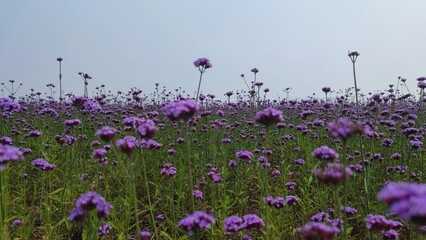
[1,59,426,240]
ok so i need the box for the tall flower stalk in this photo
[56,57,63,108]
[193,58,212,103]
[348,51,360,119]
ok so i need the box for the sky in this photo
[1,0,426,101]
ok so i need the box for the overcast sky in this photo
[1,1,425,100]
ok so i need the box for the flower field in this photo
[2,72,426,239]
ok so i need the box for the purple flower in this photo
[193,190,203,200]
[141,139,163,149]
[98,222,112,236]
[31,158,56,171]
[254,107,284,126]
[243,214,265,229]
[328,118,370,141]
[177,211,215,235]
[139,231,152,240]
[286,195,299,205]
[294,159,305,165]
[341,206,357,216]
[236,150,253,160]
[162,100,200,121]
[64,119,81,127]
[223,216,245,232]
[69,191,112,221]
[92,148,107,160]
[95,126,118,142]
[314,162,353,185]
[137,120,157,139]
[228,160,237,167]
[312,146,339,161]
[378,182,426,224]
[251,68,259,73]
[0,137,13,145]
[116,136,139,155]
[298,222,339,240]
[160,163,177,177]
[11,219,22,227]
[264,196,286,209]
[0,144,24,170]
[365,214,403,231]
[383,229,399,239]
[193,58,212,70]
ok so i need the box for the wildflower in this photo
[236,150,253,160]
[264,196,286,209]
[254,107,284,126]
[116,136,138,155]
[160,163,177,177]
[228,160,237,167]
[314,162,353,185]
[365,214,403,231]
[92,148,107,160]
[98,222,112,236]
[294,159,305,165]
[177,211,215,235]
[312,146,339,161]
[383,229,399,239]
[95,126,118,142]
[162,100,200,121]
[243,214,265,229]
[11,219,22,227]
[286,195,298,205]
[193,190,203,200]
[378,182,426,224]
[139,231,152,240]
[69,191,112,221]
[136,120,157,139]
[31,158,56,171]
[224,216,245,232]
[193,58,212,70]
[298,222,339,240]
[0,144,24,170]
[328,118,370,141]
[341,206,357,216]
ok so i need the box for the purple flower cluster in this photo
[0,144,24,170]
[254,107,284,126]
[177,211,215,235]
[365,214,403,231]
[328,118,370,141]
[160,163,177,177]
[31,158,56,171]
[314,162,353,185]
[98,222,112,236]
[298,222,340,240]
[223,214,265,232]
[264,195,298,208]
[136,120,157,139]
[207,167,223,183]
[236,150,253,164]
[64,119,81,127]
[193,57,212,70]
[378,182,426,224]
[95,126,118,142]
[116,136,139,155]
[312,146,339,161]
[0,98,21,113]
[139,231,152,240]
[162,100,200,121]
[69,191,112,221]
[140,139,163,149]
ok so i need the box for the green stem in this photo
[142,152,159,240]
